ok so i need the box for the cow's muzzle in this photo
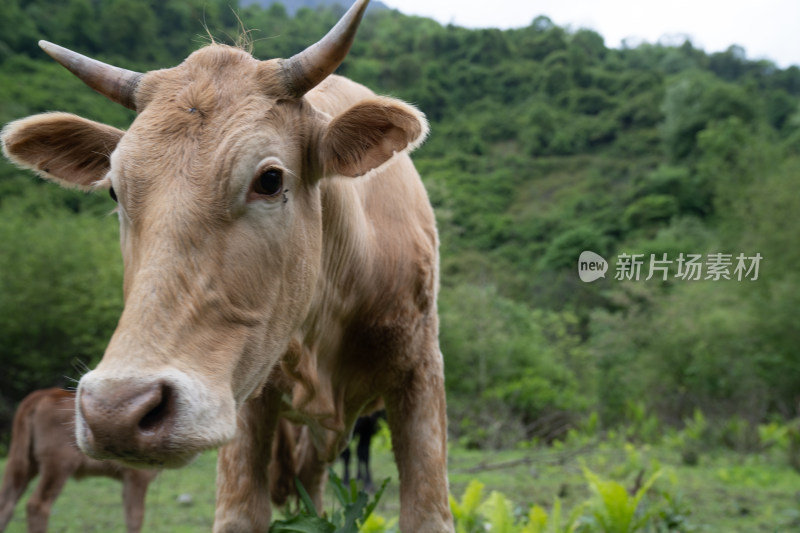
[77,379,177,466]
[75,368,238,467]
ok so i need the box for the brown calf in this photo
[0,389,157,533]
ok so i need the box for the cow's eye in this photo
[252,168,283,197]
[109,186,118,203]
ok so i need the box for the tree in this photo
[0,189,123,432]
[661,71,756,160]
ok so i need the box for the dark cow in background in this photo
[0,389,157,533]
[340,411,385,492]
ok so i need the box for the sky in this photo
[382,0,800,68]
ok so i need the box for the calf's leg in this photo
[122,470,153,533]
[0,459,36,531]
[24,463,71,533]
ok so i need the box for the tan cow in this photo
[0,0,453,531]
[0,388,157,533]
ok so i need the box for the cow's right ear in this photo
[1,112,124,190]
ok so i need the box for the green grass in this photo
[367,442,800,532]
[1,451,218,532]
[2,442,799,531]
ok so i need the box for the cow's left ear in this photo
[321,97,428,178]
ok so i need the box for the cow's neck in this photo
[303,176,376,349]
[282,178,373,443]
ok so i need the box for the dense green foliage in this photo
[1,0,799,448]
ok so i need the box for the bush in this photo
[622,195,678,231]
[0,186,122,439]
[440,285,591,446]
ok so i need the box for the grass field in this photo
[1,440,799,531]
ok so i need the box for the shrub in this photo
[269,469,388,533]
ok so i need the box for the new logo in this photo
[578,251,608,282]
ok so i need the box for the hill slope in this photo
[0,0,799,444]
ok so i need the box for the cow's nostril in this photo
[138,383,174,433]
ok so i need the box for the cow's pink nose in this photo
[79,381,175,461]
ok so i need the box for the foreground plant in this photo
[449,479,585,533]
[524,498,586,533]
[449,480,485,533]
[269,469,388,533]
[583,467,662,533]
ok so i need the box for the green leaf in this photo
[294,477,319,518]
[363,478,391,521]
[269,515,336,533]
[461,480,485,515]
[338,491,368,533]
[359,513,398,533]
[480,491,514,533]
[329,468,350,507]
[522,505,548,533]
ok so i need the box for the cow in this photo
[0,0,454,531]
[0,388,157,533]
[340,411,385,492]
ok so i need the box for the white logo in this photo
[578,251,608,283]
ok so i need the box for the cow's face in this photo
[1,0,427,467]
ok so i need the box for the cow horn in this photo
[39,41,142,111]
[281,0,369,97]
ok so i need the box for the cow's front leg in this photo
[214,386,281,533]
[385,347,454,532]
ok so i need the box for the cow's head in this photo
[1,0,427,467]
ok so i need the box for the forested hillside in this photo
[1,0,799,448]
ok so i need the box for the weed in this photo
[268,469,388,533]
